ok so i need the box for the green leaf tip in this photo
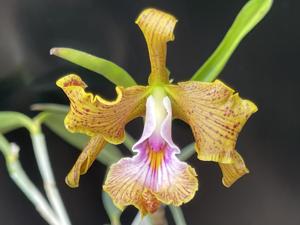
[50,47,137,87]
[191,0,273,82]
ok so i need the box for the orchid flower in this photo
[56,8,257,215]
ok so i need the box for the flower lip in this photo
[103,94,198,214]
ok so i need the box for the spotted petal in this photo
[56,74,148,144]
[66,135,106,188]
[166,80,257,164]
[103,96,198,215]
[219,151,249,187]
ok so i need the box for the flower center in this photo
[148,87,168,151]
[147,145,165,170]
[132,87,180,164]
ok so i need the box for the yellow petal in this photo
[166,80,257,163]
[56,74,148,144]
[219,151,249,187]
[136,8,177,85]
[65,135,106,188]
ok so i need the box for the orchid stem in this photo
[102,189,122,225]
[131,213,152,225]
[31,132,71,225]
[150,206,168,225]
[179,143,195,161]
[112,218,121,225]
[0,135,60,225]
[123,131,135,150]
[169,206,187,225]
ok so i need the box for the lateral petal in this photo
[219,151,249,187]
[166,80,257,163]
[56,74,148,144]
[65,135,106,188]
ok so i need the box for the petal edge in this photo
[57,74,148,144]
[65,135,106,188]
[166,80,257,164]
[219,151,249,187]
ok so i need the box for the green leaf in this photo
[50,47,137,87]
[102,191,122,225]
[0,112,37,134]
[31,103,69,114]
[191,0,273,82]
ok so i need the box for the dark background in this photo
[0,0,299,225]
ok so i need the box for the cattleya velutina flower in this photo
[56,8,257,215]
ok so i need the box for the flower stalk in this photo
[131,213,152,225]
[0,134,60,225]
[169,206,187,225]
[31,131,71,225]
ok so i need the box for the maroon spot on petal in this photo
[233,122,240,129]
[63,78,85,87]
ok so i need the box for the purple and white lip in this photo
[103,94,198,214]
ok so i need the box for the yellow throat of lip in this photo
[148,148,165,170]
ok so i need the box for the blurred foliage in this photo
[192,0,273,82]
